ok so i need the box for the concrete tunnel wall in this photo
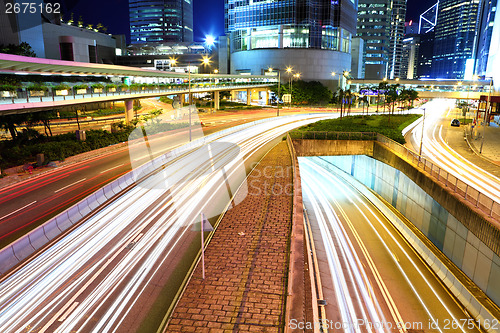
[315,153,500,306]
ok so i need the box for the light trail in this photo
[411,99,500,201]
[54,178,87,193]
[0,114,331,332]
[0,201,37,221]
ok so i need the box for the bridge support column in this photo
[246,89,251,105]
[214,91,220,111]
[231,90,238,102]
[124,100,134,124]
[177,94,184,107]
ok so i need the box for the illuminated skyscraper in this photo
[129,0,193,44]
[431,0,480,79]
[224,0,357,87]
[475,0,499,83]
[357,0,406,79]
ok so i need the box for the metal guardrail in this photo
[290,131,377,141]
[375,134,500,224]
[291,131,500,225]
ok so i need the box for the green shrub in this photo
[53,84,70,91]
[27,84,48,91]
[292,114,421,144]
[0,84,18,91]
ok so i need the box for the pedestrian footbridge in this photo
[0,53,275,121]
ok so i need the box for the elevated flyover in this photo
[351,78,499,100]
[0,53,275,118]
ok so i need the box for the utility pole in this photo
[188,62,192,142]
[480,78,493,154]
[419,107,426,160]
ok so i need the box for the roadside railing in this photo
[291,131,500,225]
[376,134,500,223]
[290,131,377,141]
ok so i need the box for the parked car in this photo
[451,118,460,127]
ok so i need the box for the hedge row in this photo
[0,122,193,169]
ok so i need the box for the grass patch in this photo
[291,114,421,144]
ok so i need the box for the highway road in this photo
[300,157,482,333]
[0,106,282,248]
[0,114,329,333]
[409,99,500,202]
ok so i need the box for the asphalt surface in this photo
[0,114,331,332]
[0,108,282,248]
[301,157,482,333]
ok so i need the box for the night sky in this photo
[57,0,434,43]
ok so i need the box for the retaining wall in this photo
[306,155,500,332]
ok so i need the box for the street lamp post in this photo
[292,73,300,109]
[480,77,493,154]
[419,107,426,161]
[212,69,219,113]
[269,67,281,116]
[188,62,192,142]
[286,67,293,109]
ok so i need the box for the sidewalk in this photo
[445,122,500,178]
[466,125,500,164]
[166,141,294,333]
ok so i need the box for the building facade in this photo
[224,0,357,88]
[117,42,218,74]
[431,0,481,79]
[357,0,406,79]
[0,2,122,63]
[129,0,194,44]
[417,30,435,79]
[475,0,499,84]
[401,36,420,79]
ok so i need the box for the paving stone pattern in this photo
[167,142,294,333]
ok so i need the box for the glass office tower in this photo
[357,0,406,79]
[129,0,193,44]
[475,0,498,79]
[431,0,480,79]
[224,0,357,86]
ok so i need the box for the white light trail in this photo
[0,114,331,332]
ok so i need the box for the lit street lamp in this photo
[211,69,219,112]
[480,77,494,154]
[286,67,293,108]
[268,67,281,116]
[419,107,426,161]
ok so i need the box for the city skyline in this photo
[61,0,433,43]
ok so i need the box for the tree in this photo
[270,80,332,105]
[335,88,345,119]
[407,89,419,108]
[0,42,36,57]
[345,89,354,115]
[360,95,369,115]
[386,84,400,115]
[0,113,29,141]
[27,111,58,137]
[378,81,389,113]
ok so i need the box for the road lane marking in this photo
[58,302,79,322]
[0,201,37,220]
[54,178,87,193]
[100,164,125,174]
[39,232,140,333]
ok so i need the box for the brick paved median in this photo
[166,141,294,333]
